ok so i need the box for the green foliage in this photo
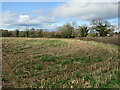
[0,30,12,37]
[57,23,74,38]
[88,33,98,37]
[77,26,89,37]
[37,54,58,62]
[114,71,120,77]
[90,79,96,87]
[91,19,114,37]
[84,73,92,81]
[76,72,82,78]
[41,40,69,47]
[16,29,19,37]
[0,19,116,38]
[60,56,103,65]
[33,82,41,88]
[30,39,69,47]
[25,30,29,37]
[29,28,35,37]
[80,56,103,63]
[61,58,73,65]
[16,69,25,75]
[37,29,43,37]
[108,77,118,85]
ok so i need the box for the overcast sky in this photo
[0,0,118,30]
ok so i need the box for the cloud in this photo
[31,9,41,14]
[52,0,118,20]
[1,1,118,30]
[1,11,56,28]
[18,15,30,24]
[27,9,41,15]
[2,11,19,24]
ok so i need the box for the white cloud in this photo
[41,23,58,29]
[1,11,56,28]
[31,9,41,14]
[53,0,118,20]
[18,15,30,24]
[2,11,19,24]
[27,9,41,15]
[1,1,118,30]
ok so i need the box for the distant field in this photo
[77,36,119,46]
[2,37,119,88]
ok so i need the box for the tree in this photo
[25,28,29,37]
[37,29,43,37]
[91,19,114,37]
[1,30,12,37]
[77,25,89,37]
[15,29,19,37]
[29,28,35,37]
[57,23,74,38]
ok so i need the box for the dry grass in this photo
[76,36,119,46]
[2,37,119,88]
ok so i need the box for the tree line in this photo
[0,19,119,38]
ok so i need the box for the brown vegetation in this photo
[76,35,119,46]
[2,37,119,88]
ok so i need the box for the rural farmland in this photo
[2,37,119,88]
[1,1,119,88]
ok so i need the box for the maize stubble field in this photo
[2,37,120,88]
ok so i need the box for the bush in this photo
[77,26,89,37]
[57,23,74,38]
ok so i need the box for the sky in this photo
[0,0,118,31]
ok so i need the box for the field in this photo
[77,36,119,46]
[2,37,119,88]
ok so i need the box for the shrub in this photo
[57,23,74,38]
[77,26,89,37]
